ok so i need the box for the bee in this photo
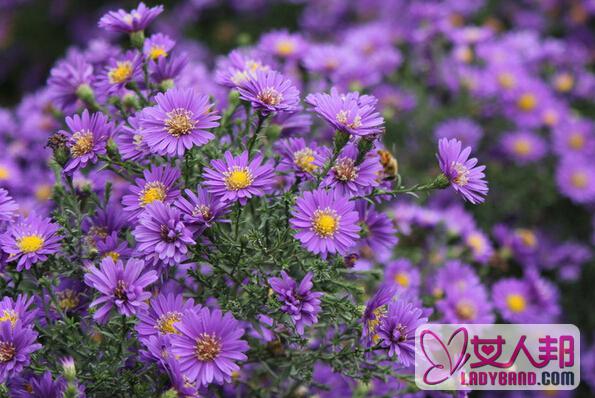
[377,149,398,180]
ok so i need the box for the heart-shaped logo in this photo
[481,344,495,355]
[420,327,471,385]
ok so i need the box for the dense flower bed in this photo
[0,1,594,397]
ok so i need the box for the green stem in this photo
[247,113,267,156]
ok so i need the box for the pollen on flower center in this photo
[140,182,167,206]
[257,87,283,106]
[276,40,296,56]
[395,323,408,342]
[336,110,362,129]
[195,332,222,361]
[571,171,588,188]
[513,139,532,155]
[0,341,16,363]
[497,72,516,89]
[312,209,340,238]
[332,158,358,182]
[159,224,178,243]
[368,305,387,343]
[467,234,485,252]
[394,272,410,288]
[293,148,318,173]
[70,130,95,158]
[165,108,197,137]
[224,167,253,190]
[0,310,18,327]
[569,133,584,149]
[516,228,537,247]
[455,301,477,320]
[192,204,212,220]
[57,289,80,311]
[114,280,127,300]
[0,167,9,180]
[104,251,120,261]
[108,61,133,84]
[156,311,183,335]
[506,294,526,313]
[517,93,537,111]
[452,162,470,186]
[149,46,167,60]
[17,235,44,253]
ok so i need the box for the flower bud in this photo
[76,84,96,105]
[60,356,76,382]
[130,30,145,49]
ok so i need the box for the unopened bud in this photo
[76,84,95,105]
[160,79,175,92]
[60,356,76,382]
[130,31,145,49]
[160,388,178,398]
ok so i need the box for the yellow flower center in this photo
[149,46,167,60]
[568,133,584,150]
[0,341,16,363]
[497,73,516,89]
[0,166,9,180]
[139,182,167,207]
[35,184,52,202]
[506,294,526,313]
[108,61,133,84]
[394,272,410,288]
[452,162,470,186]
[17,235,44,253]
[57,289,80,311]
[195,332,222,361]
[104,251,120,261]
[332,158,358,182]
[516,229,537,247]
[0,310,18,327]
[276,40,296,56]
[224,167,253,190]
[554,73,574,92]
[156,311,183,335]
[466,233,485,253]
[368,305,387,343]
[433,287,444,299]
[513,139,532,156]
[70,130,94,158]
[543,109,559,126]
[293,148,318,173]
[312,209,339,238]
[165,108,196,137]
[517,93,537,112]
[257,87,283,106]
[455,301,477,320]
[336,110,362,129]
[571,172,588,188]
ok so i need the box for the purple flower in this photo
[171,307,249,387]
[139,88,219,157]
[0,294,37,328]
[84,257,157,323]
[203,151,276,205]
[268,271,322,335]
[143,33,175,61]
[97,51,143,98]
[463,229,494,265]
[133,202,196,267]
[115,114,150,162]
[0,321,41,383]
[275,138,328,180]
[437,284,494,324]
[96,231,134,262]
[214,49,272,88]
[355,201,397,259]
[60,109,115,174]
[500,131,547,164]
[98,2,164,33]
[0,215,62,271]
[383,259,420,293]
[555,156,595,204]
[306,88,385,137]
[122,165,181,219]
[431,260,480,299]
[491,278,535,323]
[361,285,396,343]
[149,52,189,84]
[321,143,382,197]
[136,293,201,341]
[437,138,488,204]
[8,371,67,398]
[552,117,595,157]
[174,185,230,229]
[0,189,18,222]
[290,188,360,257]
[47,52,94,113]
[258,30,308,60]
[434,118,483,148]
[376,301,427,366]
[237,69,300,115]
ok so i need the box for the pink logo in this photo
[419,327,471,385]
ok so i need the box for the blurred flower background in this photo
[0,0,594,397]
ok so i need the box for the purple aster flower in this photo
[122,165,181,219]
[306,88,385,137]
[149,52,189,84]
[139,87,219,157]
[84,257,157,323]
[0,321,41,383]
[0,294,37,329]
[214,49,272,88]
[491,278,538,323]
[47,51,94,113]
[555,156,595,204]
[237,69,300,115]
[8,371,67,398]
[258,30,308,61]
[376,301,427,366]
[52,277,88,315]
[383,259,420,293]
[203,151,276,205]
[302,44,354,77]
[170,307,249,387]
[96,231,134,262]
[552,117,595,157]
[0,214,62,271]
[355,201,397,260]
[434,118,483,148]
[311,362,356,398]
[437,284,494,324]
[115,114,150,162]
[143,33,175,61]
[361,285,397,344]
[96,51,143,98]
[275,138,328,180]
[268,271,322,335]
[290,188,360,257]
[60,109,115,174]
[174,185,230,229]
[136,293,201,341]
[133,202,196,267]
[463,229,494,265]
[437,138,488,204]
[431,260,481,299]
[82,203,128,242]
[0,189,18,222]
[500,131,548,164]
[98,2,164,33]
[322,143,382,197]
